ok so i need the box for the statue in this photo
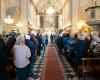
[92,0,97,5]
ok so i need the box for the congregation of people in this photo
[0,30,100,80]
[49,31,100,67]
[0,31,48,80]
[54,31,100,79]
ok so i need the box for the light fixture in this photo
[46,7,56,15]
[4,15,14,25]
[77,21,85,29]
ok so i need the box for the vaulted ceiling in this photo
[32,0,67,13]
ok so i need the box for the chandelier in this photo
[4,15,14,25]
[46,7,56,15]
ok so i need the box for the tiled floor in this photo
[60,55,79,80]
[28,50,45,80]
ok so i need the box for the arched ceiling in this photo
[36,0,62,13]
[32,0,67,14]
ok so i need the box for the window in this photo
[90,9,95,19]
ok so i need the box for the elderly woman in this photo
[12,35,31,80]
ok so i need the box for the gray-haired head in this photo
[15,35,25,45]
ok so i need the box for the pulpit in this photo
[85,3,100,32]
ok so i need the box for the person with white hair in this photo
[12,35,31,80]
[30,33,39,51]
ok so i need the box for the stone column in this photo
[55,15,59,29]
[70,0,79,35]
[36,14,40,29]
[20,0,28,34]
[0,0,6,34]
[40,15,44,28]
[58,14,62,29]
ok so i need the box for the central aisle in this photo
[41,45,67,80]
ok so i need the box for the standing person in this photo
[41,34,45,50]
[0,37,8,71]
[63,33,70,57]
[56,34,63,55]
[45,33,48,45]
[25,34,36,77]
[12,35,31,80]
[75,33,88,65]
[35,33,42,56]
[6,35,16,58]
[50,33,54,45]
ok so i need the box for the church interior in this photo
[0,0,100,80]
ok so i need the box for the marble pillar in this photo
[0,0,6,34]
[58,14,62,29]
[36,14,40,29]
[55,15,59,29]
[20,0,28,34]
[70,0,79,35]
[40,15,44,28]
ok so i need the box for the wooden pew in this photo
[78,57,100,79]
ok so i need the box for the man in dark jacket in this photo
[25,35,36,77]
[35,33,42,56]
[75,34,88,65]
[6,35,16,58]
[56,35,63,55]
[0,37,8,71]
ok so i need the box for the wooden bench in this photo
[78,57,100,79]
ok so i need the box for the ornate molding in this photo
[85,6,100,12]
